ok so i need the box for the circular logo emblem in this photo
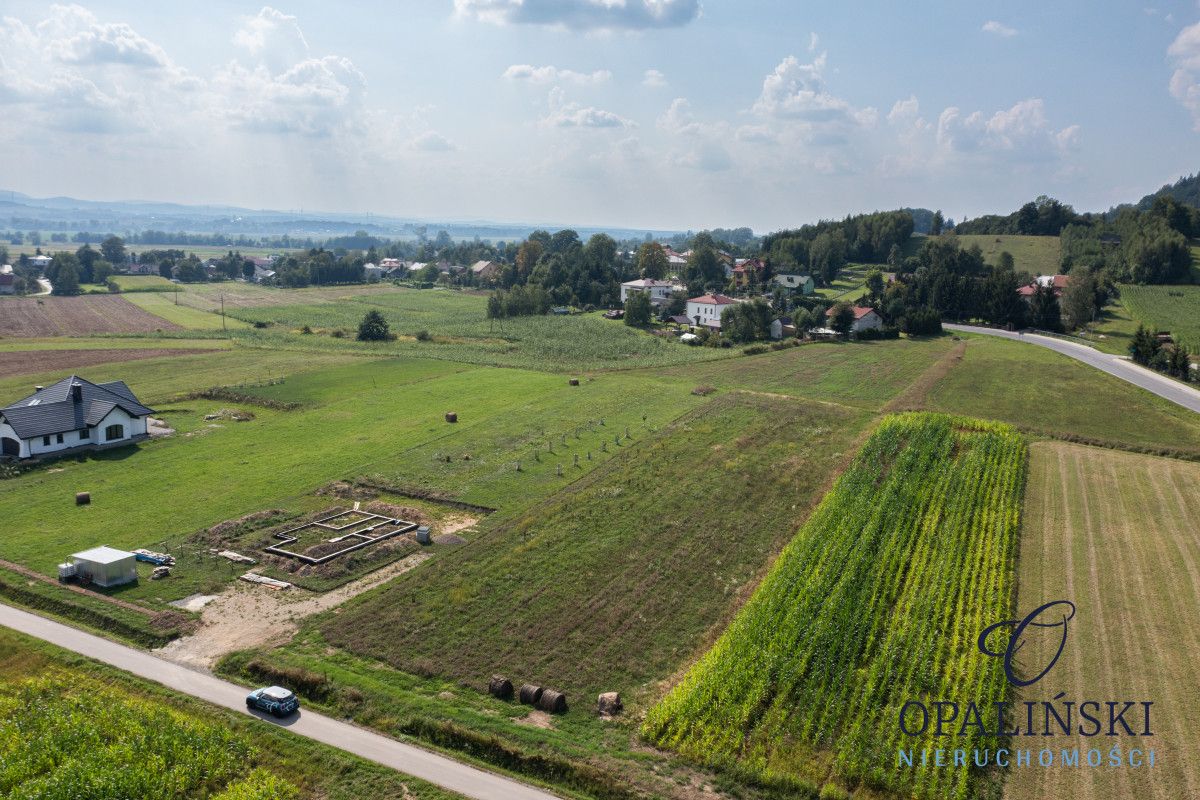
[978,600,1076,687]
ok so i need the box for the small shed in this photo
[70,546,138,588]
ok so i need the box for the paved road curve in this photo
[945,324,1200,414]
[0,603,561,800]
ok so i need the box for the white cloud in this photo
[1168,21,1200,130]
[502,64,611,84]
[657,97,701,135]
[233,7,309,69]
[671,140,732,171]
[936,98,1077,159]
[753,54,877,127]
[214,56,366,137]
[454,0,701,31]
[409,131,456,151]
[982,20,1018,37]
[543,88,633,128]
[642,68,667,87]
[735,124,777,144]
[808,32,820,52]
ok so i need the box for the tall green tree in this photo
[50,258,80,296]
[100,235,126,266]
[1060,268,1099,330]
[623,291,652,327]
[356,309,391,341]
[637,242,669,280]
[1028,283,1063,332]
[829,302,855,336]
[930,210,944,236]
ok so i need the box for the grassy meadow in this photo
[952,233,1062,275]
[1116,283,1200,350]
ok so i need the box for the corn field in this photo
[642,413,1026,799]
[0,673,296,800]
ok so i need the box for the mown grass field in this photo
[923,335,1200,454]
[1116,283,1200,350]
[814,263,876,300]
[654,336,957,409]
[0,629,463,800]
[319,393,872,702]
[124,290,253,329]
[109,274,177,291]
[953,234,1062,276]
[1008,442,1200,800]
[643,413,1025,800]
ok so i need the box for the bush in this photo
[856,326,900,341]
[330,329,345,338]
[900,306,943,336]
[357,309,392,341]
[415,329,432,341]
[252,320,270,329]
[819,784,851,800]
[300,325,313,335]
[742,345,769,355]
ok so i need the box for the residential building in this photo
[825,305,884,333]
[28,254,52,271]
[1017,274,1070,302]
[773,274,815,294]
[686,293,739,330]
[470,260,503,281]
[620,278,675,304]
[1,375,154,460]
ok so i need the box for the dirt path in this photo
[154,552,430,669]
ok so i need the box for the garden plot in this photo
[264,508,419,565]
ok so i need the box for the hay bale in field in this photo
[75,492,90,506]
[568,378,580,386]
[488,675,514,700]
[518,684,543,705]
[597,691,622,717]
[445,412,458,423]
[537,688,567,714]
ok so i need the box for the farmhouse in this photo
[826,305,884,333]
[0,375,154,460]
[686,293,738,330]
[620,278,675,304]
[773,273,815,294]
[471,260,503,281]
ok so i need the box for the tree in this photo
[684,244,724,290]
[900,306,943,336]
[50,259,80,296]
[92,259,115,285]
[887,243,901,269]
[829,302,855,336]
[997,251,1014,272]
[356,309,391,341]
[75,244,100,284]
[242,260,255,281]
[1028,283,1063,332]
[1060,268,1099,330]
[982,266,1027,329]
[1129,324,1161,366]
[637,242,669,280]
[624,291,652,327]
[174,256,207,283]
[1167,344,1192,381]
[865,269,885,301]
[720,299,773,343]
[515,240,543,281]
[100,235,126,266]
[930,210,944,236]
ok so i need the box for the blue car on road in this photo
[246,685,299,717]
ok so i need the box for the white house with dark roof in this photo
[0,375,154,460]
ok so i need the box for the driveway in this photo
[945,324,1200,414]
[0,603,561,800]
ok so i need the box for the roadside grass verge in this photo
[923,335,1200,455]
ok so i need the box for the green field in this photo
[952,233,1062,275]
[642,413,1024,799]
[109,274,177,292]
[123,290,253,329]
[924,335,1200,454]
[814,263,875,300]
[1116,283,1200,350]
[0,629,462,800]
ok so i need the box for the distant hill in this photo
[1132,172,1200,211]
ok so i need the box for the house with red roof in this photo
[1017,274,1070,303]
[825,305,883,333]
[686,293,739,329]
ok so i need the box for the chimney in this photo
[71,384,82,403]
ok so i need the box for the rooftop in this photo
[71,545,135,565]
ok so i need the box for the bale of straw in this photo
[445,412,458,423]
[568,378,580,386]
[488,675,514,700]
[597,691,622,717]
[537,688,567,714]
[75,492,91,506]
[518,684,543,705]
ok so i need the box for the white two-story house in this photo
[686,293,739,330]
[620,279,676,305]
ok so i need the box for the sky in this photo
[1,1,1200,233]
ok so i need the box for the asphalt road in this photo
[945,324,1200,414]
[0,603,561,800]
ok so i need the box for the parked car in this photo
[246,686,299,717]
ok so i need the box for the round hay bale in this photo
[597,691,622,717]
[488,675,514,700]
[445,412,458,423]
[518,684,543,705]
[568,378,580,386]
[537,689,567,714]
[75,492,91,506]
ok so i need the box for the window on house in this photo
[56,433,63,444]
[104,424,124,441]
[43,435,51,446]
[80,428,90,440]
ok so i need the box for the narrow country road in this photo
[945,324,1200,414]
[0,603,561,800]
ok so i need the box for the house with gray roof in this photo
[0,375,154,460]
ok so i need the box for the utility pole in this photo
[221,293,227,333]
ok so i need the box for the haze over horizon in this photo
[2,1,1199,232]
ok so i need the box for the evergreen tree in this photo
[356,309,392,341]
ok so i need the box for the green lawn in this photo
[923,335,1200,453]
[109,274,177,292]
[813,263,876,300]
[124,290,254,330]
[952,233,1061,275]
[1075,297,1139,355]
